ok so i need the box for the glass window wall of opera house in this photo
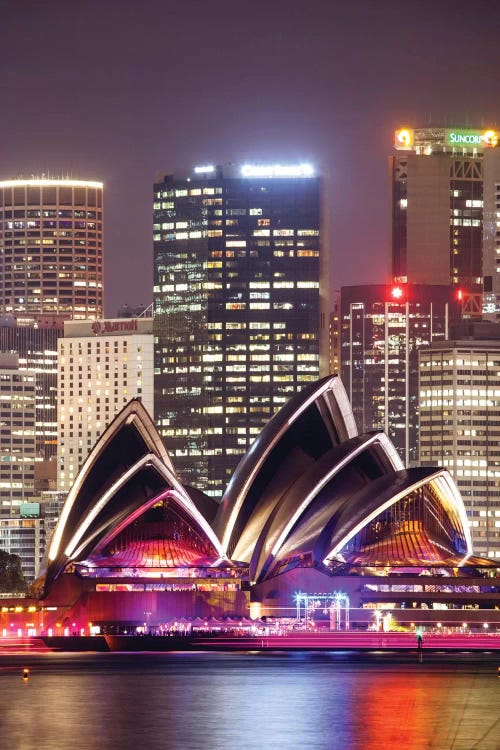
[2,376,500,638]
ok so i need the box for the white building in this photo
[419,324,500,559]
[57,318,154,491]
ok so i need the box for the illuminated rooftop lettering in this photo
[240,164,314,178]
[194,165,215,174]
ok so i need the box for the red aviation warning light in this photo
[390,285,405,301]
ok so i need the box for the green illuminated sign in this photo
[446,128,498,148]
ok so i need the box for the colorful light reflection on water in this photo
[0,652,499,749]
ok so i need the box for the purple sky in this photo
[2,0,500,316]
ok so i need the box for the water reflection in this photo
[0,653,498,750]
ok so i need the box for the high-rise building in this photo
[0,317,59,461]
[0,513,44,582]
[0,354,36,516]
[340,283,458,466]
[0,178,104,321]
[390,127,500,297]
[419,321,500,559]
[483,148,500,315]
[153,162,325,497]
[57,317,154,491]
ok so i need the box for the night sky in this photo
[2,0,500,316]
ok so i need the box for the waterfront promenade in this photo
[1,631,500,653]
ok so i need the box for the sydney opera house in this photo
[3,376,500,636]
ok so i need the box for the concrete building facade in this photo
[0,178,104,321]
[419,323,500,559]
[57,317,154,491]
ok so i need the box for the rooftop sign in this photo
[394,127,498,150]
[446,128,498,148]
[240,163,314,178]
[394,129,414,150]
[194,165,215,174]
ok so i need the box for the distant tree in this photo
[0,549,27,593]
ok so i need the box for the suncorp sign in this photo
[446,129,498,148]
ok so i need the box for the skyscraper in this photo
[419,321,500,559]
[153,163,325,497]
[0,353,36,516]
[57,317,154,491]
[390,127,500,297]
[340,283,459,466]
[0,319,59,461]
[0,178,104,321]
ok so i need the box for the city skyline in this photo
[2,0,500,316]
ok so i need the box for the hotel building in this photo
[419,322,500,559]
[153,163,324,497]
[0,178,104,321]
[340,284,458,466]
[390,127,500,305]
[57,317,154,492]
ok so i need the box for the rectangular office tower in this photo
[153,163,323,498]
[0,319,59,461]
[419,322,500,559]
[390,127,500,298]
[340,284,458,466]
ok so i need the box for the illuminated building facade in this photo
[32,377,496,632]
[419,322,500,559]
[153,163,324,497]
[391,127,500,299]
[57,318,154,491]
[0,354,36,516]
[0,318,59,461]
[0,178,104,321]
[0,514,44,581]
[483,148,500,316]
[340,284,458,466]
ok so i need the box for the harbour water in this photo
[1,652,499,749]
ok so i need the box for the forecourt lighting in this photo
[241,163,314,178]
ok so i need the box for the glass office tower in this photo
[153,163,322,498]
[340,283,459,466]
